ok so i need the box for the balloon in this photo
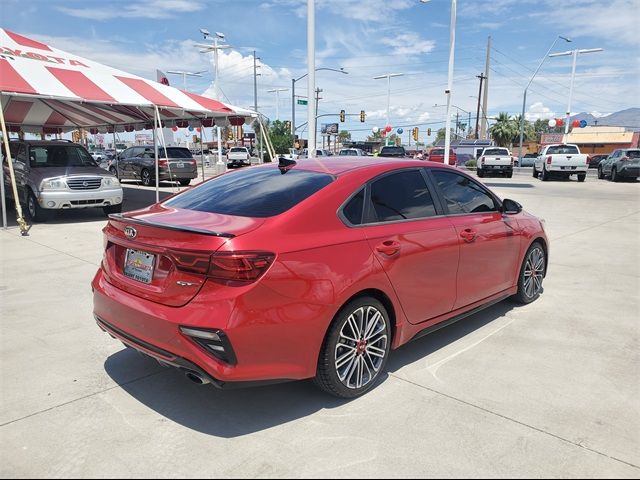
[196,127,202,133]
[172,126,178,132]
[556,118,564,127]
[372,126,380,134]
[397,128,404,135]
[188,126,194,132]
[580,119,587,128]
[548,119,557,127]
[385,125,392,133]
[572,120,581,128]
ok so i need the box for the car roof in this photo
[10,140,83,146]
[285,156,454,176]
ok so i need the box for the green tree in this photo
[366,130,383,142]
[338,130,352,144]
[512,115,536,143]
[489,112,518,147]
[435,127,455,144]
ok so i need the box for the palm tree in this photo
[490,112,517,147]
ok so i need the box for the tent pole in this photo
[0,101,29,235]
[112,130,118,176]
[153,107,159,203]
[0,130,6,230]
[200,121,204,182]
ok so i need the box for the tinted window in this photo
[483,148,510,156]
[430,149,444,156]
[28,145,97,168]
[369,170,436,222]
[230,147,247,153]
[624,150,640,159]
[165,166,334,217]
[546,145,579,155]
[432,170,497,215]
[380,147,405,156]
[343,189,364,225]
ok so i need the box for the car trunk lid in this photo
[102,205,264,306]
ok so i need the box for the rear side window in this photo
[165,167,334,217]
[343,189,365,225]
[430,149,444,156]
[625,150,640,159]
[432,170,497,215]
[369,170,437,222]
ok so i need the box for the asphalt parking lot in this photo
[1,169,639,478]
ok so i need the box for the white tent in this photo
[0,28,256,233]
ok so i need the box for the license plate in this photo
[124,249,155,284]
[176,162,184,168]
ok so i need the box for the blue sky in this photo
[2,0,639,141]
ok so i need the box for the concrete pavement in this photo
[1,174,638,478]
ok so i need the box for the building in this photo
[541,126,640,155]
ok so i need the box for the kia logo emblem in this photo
[124,226,137,239]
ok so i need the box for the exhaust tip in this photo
[184,370,210,385]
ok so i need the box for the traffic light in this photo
[360,110,365,123]
[427,128,432,136]
[339,110,346,122]
[227,129,233,140]
[412,127,419,141]
[72,130,80,143]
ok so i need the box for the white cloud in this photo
[57,0,205,20]
[525,102,556,121]
[380,34,435,56]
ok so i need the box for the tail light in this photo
[169,249,275,285]
[158,159,168,167]
[480,156,485,164]
[547,156,552,165]
[510,156,515,166]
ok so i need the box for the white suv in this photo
[226,147,251,169]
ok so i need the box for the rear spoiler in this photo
[108,213,235,238]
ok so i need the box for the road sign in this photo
[297,99,308,105]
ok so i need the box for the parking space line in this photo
[388,373,640,471]
[550,210,640,242]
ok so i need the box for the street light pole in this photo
[517,35,571,162]
[373,73,404,128]
[548,48,603,135]
[268,88,288,120]
[307,0,316,158]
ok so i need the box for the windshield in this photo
[483,148,510,156]
[29,145,98,168]
[546,145,579,155]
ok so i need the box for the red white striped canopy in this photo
[0,29,254,134]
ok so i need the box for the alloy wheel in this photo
[335,306,388,390]
[523,247,545,299]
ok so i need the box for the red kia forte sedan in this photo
[92,157,548,398]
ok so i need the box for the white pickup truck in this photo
[477,147,513,178]
[533,144,589,182]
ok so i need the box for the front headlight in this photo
[102,177,120,187]
[40,179,67,191]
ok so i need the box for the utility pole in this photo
[480,36,491,139]
[253,50,263,163]
[475,73,485,139]
[455,111,459,139]
[307,0,316,157]
[315,87,322,151]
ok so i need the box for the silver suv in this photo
[2,140,123,222]
[598,148,640,182]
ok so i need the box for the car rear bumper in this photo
[547,166,587,173]
[480,165,512,171]
[38,188,123,209]
[158,168,197,180]
[92,268,332,384]
[619,166,640,177]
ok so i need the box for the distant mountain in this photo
[570,108,640,130]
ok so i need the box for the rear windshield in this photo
[162,147,192,158]
[230,147,247,153]
[29,145,97,168]
[546,145,579,155]
[430,149,444,155]
[164,166,334,217]
[483,148,510,156]
[625,150,640,159]
[380,147,405,155]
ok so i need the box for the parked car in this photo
[379,146,407,158]
[299,148,331,158]
[92,158,548,398]
[598,148,640,182]
[2,140,123,221]
[282,148,300,160]
[113,146,197,186]
[338,148,366,156]
[477,147,513,178]
[533,144,589,182]
[518,153,537,168]
[226,147,251,169]
[429,148,457,165]
[588,154,609,169]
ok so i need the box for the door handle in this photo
[375,240,401,256]
[460,228,477,243]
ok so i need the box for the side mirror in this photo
[502,198,522,215]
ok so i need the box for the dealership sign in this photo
[321,123,339,135]
[541,133,564,145]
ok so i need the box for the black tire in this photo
[26,191,52,222]
[532,166,538,178]
[513,241,546,305]
[541,166,549,181]
[179,179,191,186]
[597,167,604,179]
[314,296,391,398]
[477,169,485,178]
[577,173,586,182]
[103,203,122,215]
[506,172,513,179]
[611,167,620,182]
[141,169,152,187]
